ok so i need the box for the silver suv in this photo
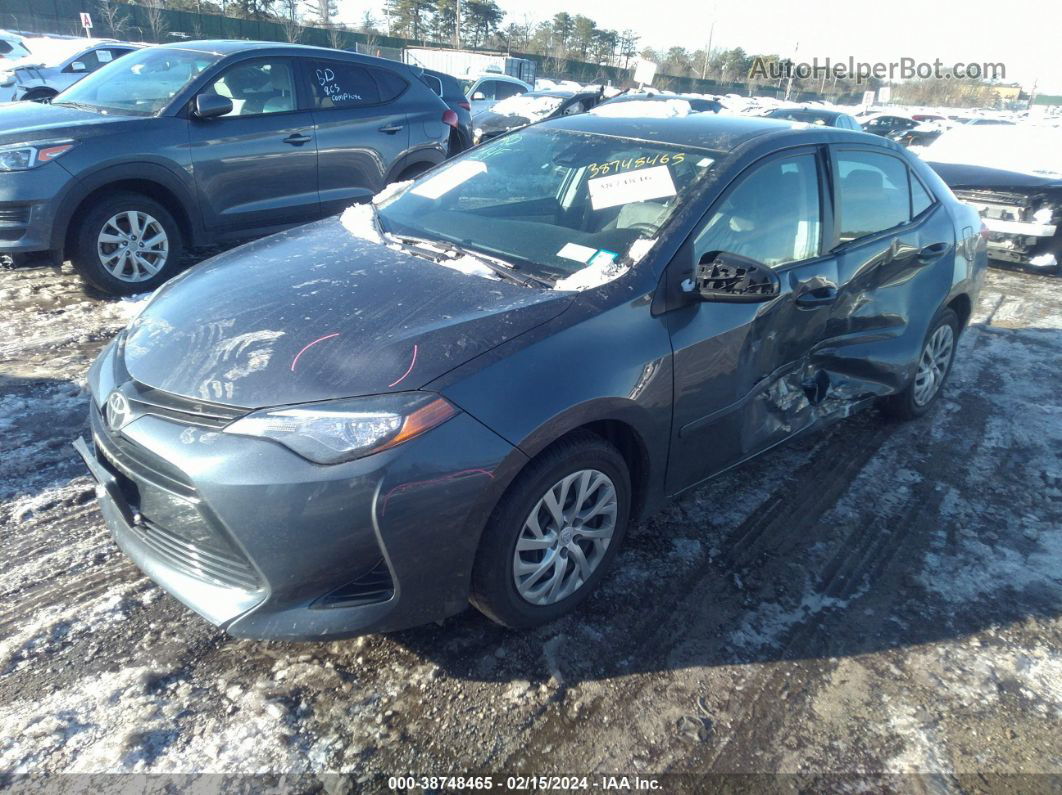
[0,37,141,103]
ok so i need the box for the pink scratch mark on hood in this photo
[388,343,419,388]
[290,332,340,372]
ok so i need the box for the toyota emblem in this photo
[106,390,132,432]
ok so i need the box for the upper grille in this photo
[125,381,247,430]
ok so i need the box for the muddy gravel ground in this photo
[0,259,1059,791]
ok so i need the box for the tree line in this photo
[94,0,1016,107]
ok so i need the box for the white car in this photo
[461,73,532,115]
[0,30,31,61]
[0,37,141,103]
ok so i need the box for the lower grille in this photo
[129,518,260,591]
[0,205,30,227]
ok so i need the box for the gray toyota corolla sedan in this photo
[77,114,987,639]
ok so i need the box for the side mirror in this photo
[471,91,486,101]
[193,93,233,119]
[695,251,780,302]
[70,61,87,73]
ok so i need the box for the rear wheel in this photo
[70,192,184,296]
[471,432,631,628]
[881,308,959,420]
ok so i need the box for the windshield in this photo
[54,47,221,115]
[378,127,719,282]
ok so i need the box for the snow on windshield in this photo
[590,99,693,119]
[490,94,565,120]
[924,126,1062,179]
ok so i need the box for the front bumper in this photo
[79,353,522,639]
[0,162,69,254]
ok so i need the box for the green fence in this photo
[3,0,835,101]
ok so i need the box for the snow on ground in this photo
[0,260,1059,782]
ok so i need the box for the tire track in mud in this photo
[493,416,897,771]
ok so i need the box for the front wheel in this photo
[70,192,184,296]
[881,308,959,420]
[471,432,631,628]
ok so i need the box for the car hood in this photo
[929,161,1062,192]
[0,102,142,145]
[121,216,572,409]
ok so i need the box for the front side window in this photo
[694,153,822,268]
[53,47,222,115]
[66,49,100,72]
[377,128,720,283]
[836,151,910,242]
[206,59,295,116]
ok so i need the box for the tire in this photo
[880,308,959,420]
[470,432,631,628]
[70,192,184,296]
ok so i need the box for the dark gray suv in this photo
[0,41,455,294]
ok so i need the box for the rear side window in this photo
[911,173,933,217]
[372,67,408,102]
[695,153,822,268]
[421,73,443,97]
[835,151,910,242]
[307,60,405,108]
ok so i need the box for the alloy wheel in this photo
[513,468,618,606]
[913,323,954,406]
[96,211,169,283]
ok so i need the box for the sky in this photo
[339,0,1060,93]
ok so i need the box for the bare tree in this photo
[97,0,129,38]
[280,15,303,42]
[143,0,169,43]
[327,24,346,49]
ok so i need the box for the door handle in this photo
[283,133,312,146]
[794,283,838,307]
[917,241,950,264]
[378,124,404,134]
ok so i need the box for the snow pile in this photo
[339,203,384,244]
[554,256,628,291]
[590,99,692,119]
[924,125,1062,178]
[489,94,564,120]
[441,254,495,278]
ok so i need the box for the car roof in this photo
[546,112,882,153]
[156,40,390,60]
[612,92,718,102]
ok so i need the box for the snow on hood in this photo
[489,94,565,120]
[340,180,498,281]
[925,126,1062,179]
[590,99,692,119]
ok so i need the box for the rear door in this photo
[666,146,846,492]
[826,145,956,392]
[300,57,411,215]
[188,57,319,235]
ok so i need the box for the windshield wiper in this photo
[388,231,554,289]
[51,100,99,112]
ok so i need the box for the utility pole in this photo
[700,20,715,80]
[784,40,799,101]
[455,0,461,49]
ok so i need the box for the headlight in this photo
[1032,206,1055,225]
[473,127,483,144]
[223,393,458,464]
[0,140,76,172]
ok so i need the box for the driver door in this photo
[188,57,319,235]
[665,146,845,493]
